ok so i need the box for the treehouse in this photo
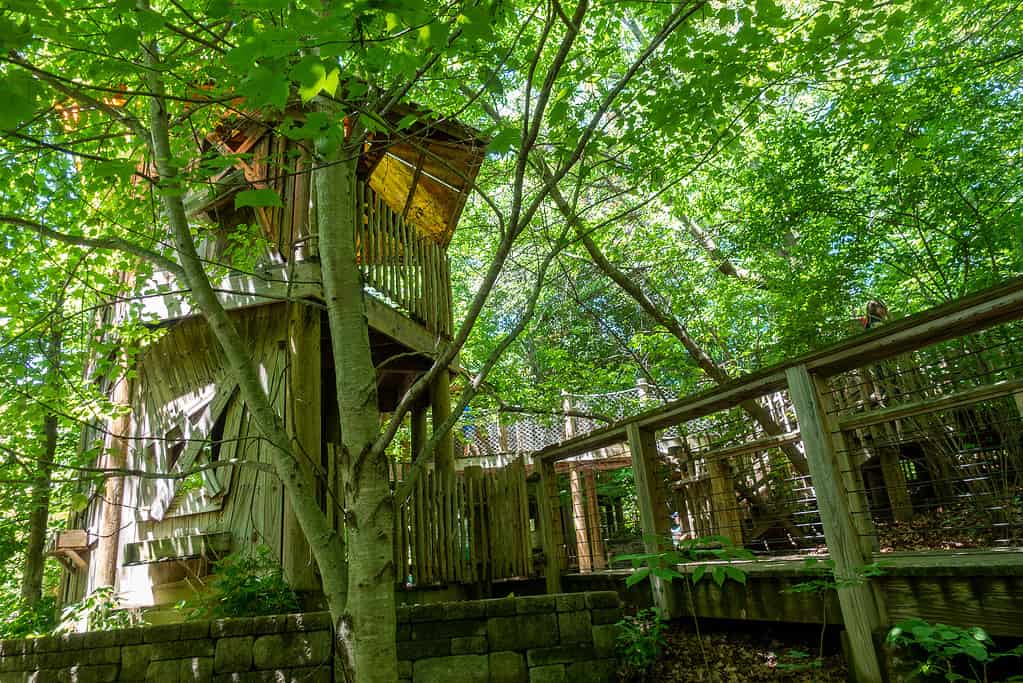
[56,103,490,610]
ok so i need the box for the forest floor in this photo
[874,500,1023,551]
[623,618,848,682]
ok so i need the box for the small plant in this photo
[55,586,137,633]
[616,608,667,680]
[885,618,1023,681]
[782,558,889,673]
[181,545,300,620]
[615,534,753,672]
[617,534,754,590]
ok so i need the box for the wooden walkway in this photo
[566,548,1023,637]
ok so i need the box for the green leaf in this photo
[71,493,90,512]
[488,127,519,155]
[724,566,747,585]
[712,566,725,587]
[395,114,418,131]
[692,564,707,584]
[290,56,340,103]
[208,0,231,18]
[0,16,33,51]
[134,8,165,34]
[106,24,139,53]
[0,71,39,130]
[235,189,283,209]
[626,567,651,587]
[237,64,290,109]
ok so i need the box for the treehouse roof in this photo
[201,100,487,248]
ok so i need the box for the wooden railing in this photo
[529,277,1023,682]
[394,459,534,586]
[357,183,453,338]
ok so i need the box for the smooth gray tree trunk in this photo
[314,138,397,682]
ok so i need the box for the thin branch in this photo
[0,215,184,276]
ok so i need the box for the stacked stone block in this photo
[0,591,621,683]
[397,591,621,683]
[0,612,332,683]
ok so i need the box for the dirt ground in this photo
[621,619,848,682]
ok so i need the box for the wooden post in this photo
[410,402,428,461]
[94,353,134,590]
[283,303,321,592]
[534,455,564,593]
[569,465,592,571]
[626,424,677,616]
[431,369,454,477]
[583,466,607,570]
[786,365,884,682]
[879,450,913,523]
[709,458,743,546]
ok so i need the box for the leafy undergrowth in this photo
[621,619,847,682]
[874,501,1023,552]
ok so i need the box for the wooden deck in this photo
[564,548,1023,637]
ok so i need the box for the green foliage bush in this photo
[886,618,1023,682]
[616,608,667,681]
[181,546,299,620]
[0,596,58,639]
[55,586,136,633]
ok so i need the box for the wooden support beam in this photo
[694,431,802,463]
[583,467,607,570]
[626,423,678,616]
[431,369,454,477]
[569,466,592,572]
[410,403,429,462]
[283,303,322,592]
[709,459,743,546]
[123,532,232,566]
[534,455,564,593]
[786,365,883,683]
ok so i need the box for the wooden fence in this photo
[530,276,1023,682]
[357,183,453,338]
[394,459,534,586]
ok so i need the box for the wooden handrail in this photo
[536,276,1023,463]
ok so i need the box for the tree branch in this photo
[0,215,184,276]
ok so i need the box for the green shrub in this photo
[0,596,58,638]
[616,608,667,680]
[886,618,1023,681]
[182,545,300,620]
[55,587,136,633]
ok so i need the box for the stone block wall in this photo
[0,612,333,683]
[0,591,622,683]
[396,591,622,683]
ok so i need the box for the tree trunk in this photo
[20,321,61,605]
[138,23,351,681]
[94,351,133,589]
[314,140,397,682]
